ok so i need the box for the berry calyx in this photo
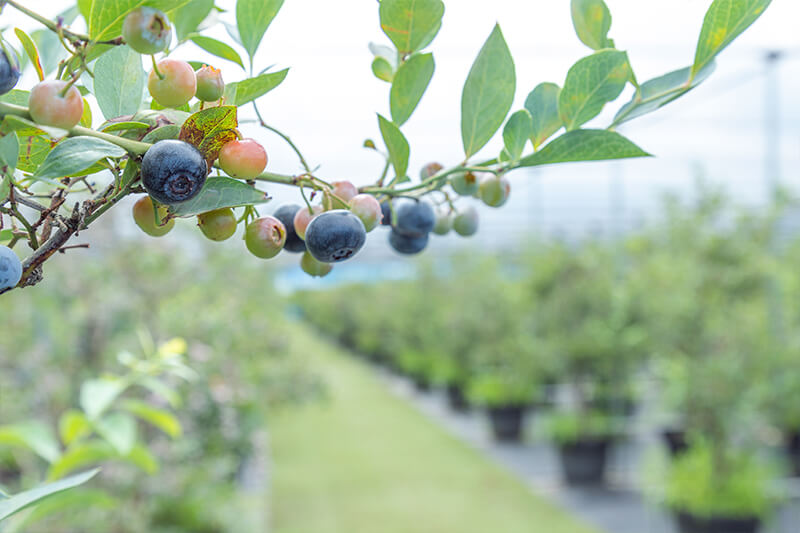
[28,80,84,130]
[293,204,323,240]
[122,7,172,55]
[453,206,479,236]
[479,175,510,208]
[0,245,22,290]
[218,138,267,179]
[0,45,21,95]
[304,210,367,263]
[195,65,225,102]
[148,58,196,108]
[245,216,286,259]
[197,207,237,241]
[349,194,383,232]
[301,251,333,278]
[450,171,479,196]
[273,204,307,253]
[132,195,175,237]
[141,139,208,205]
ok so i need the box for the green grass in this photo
[268,326,598,533]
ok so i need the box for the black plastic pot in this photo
[557,438,611,486]
[674,511,761,533]
[446,384,470,412]
[662,428,689,458]
[785,430,800,477]
[487,405,526,442]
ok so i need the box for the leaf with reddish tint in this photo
[178,106,238,167]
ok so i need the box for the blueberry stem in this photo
[252,102,312,174]
[151,55,164,80]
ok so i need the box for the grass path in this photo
[268,328,598,533]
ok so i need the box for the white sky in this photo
[4,1,799,273]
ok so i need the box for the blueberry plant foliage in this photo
[0,0,773,293]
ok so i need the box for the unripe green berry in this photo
[122,7,172,55]
[450,171,479,196]
[148,58,196,108]
[198,207,237,241]
[195,65,224,102]
[245,216,286,259]
[420,162,443,180]
[432,208,453,235]
[301,250,333,278]
[453,206,479,236]
[132,195,174,237]
[479,175,510,208]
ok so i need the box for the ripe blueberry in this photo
[432,208,453,235]
[245,216,286,259]
[420,162,443,180]
[273,204,307,253]
[388,229,428,255]
[0,46,21,95]
[301,250,333,278]
[349,194,382,232]
[122,7,172,55]
[219,138,267,179]
[0,245,22,290]
[198,207,237,241]
[148,58,196,108]
[293,204,323,240]
[141,139,207,205]
[453,206,479,236]
[450,171,479,196]
[29,80,84,130]
[195,65,224,102]
[479,175,510,207]
[380,200,393,226]
[132,195,174,237]
[304,210,367,263]
[393,200,435,237]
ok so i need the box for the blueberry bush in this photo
[0,0,773,293]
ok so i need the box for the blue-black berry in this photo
[141,139,207,205]
[393,200,435,237]
[305,210,366,263]
[273,204,306,253]
[388,230,428,255]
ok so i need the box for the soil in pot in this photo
[446,383,470,412]
[785,430,800,477]
[487,405,526,442]
[663,428,690,458]
[674,511,761,533]
[557,438,611,486]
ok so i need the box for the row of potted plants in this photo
[294,186,800,533]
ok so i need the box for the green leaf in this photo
[35,137,126,179]
[558,49,629,130]
[390,53,435,126]
[0,116,54,173]
[93,413,136,455]
[174,0,215,41]
[693,0,772,77]
[612,61,716,126]
[369,42,398,70]
[236,0,284,64]
[14,28,44,82]
[47,441,115,480]
[178,106,238,166]
[461,24,516,158]
[0,90,29,107]
[518,129,650,168]
[0,469,99,522]
[0,132,19,173]
[99,121,150,133]
[372,57,394,83]
[58,410,91,446]
[118,160,139,189]
[141,124,181,143]
[169,176,270,217]
[525,83,563,149]
[93,45,145,120]
[79,98,92,128]
[377,114,409,182]
[89,0,191,41]
[80,378,126,421]
[120,399,181,438]
[126,443,158,474]
[223,68,288,106]
[12,488,115,530]
[570,0,613,50]
[379,0,445,55]
[140,377,181,408]
[0,176,10,204]
[0,422,61,463]
[502,110,532,162]
[188,34,245,69]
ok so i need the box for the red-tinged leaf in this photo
[14,28,44,82]
[178,106,238,167]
